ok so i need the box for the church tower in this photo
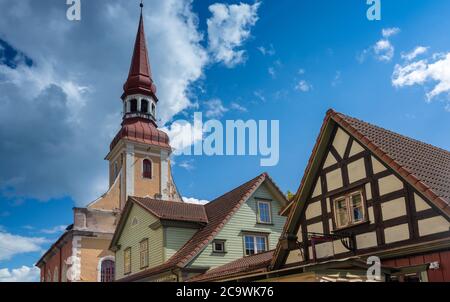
[105,6,181,208]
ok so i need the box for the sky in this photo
[1,0,450,282]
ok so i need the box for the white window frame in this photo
[256,200,273,224]
[212,240,226,253]
[333,190,366,229]
[243,235,268,256]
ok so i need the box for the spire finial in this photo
[140,0,144,12]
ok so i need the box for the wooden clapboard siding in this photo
[293,124,450,263]
[115,204,164,279]
[164,227,197,260]
[188,183,286,269]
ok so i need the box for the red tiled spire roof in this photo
[122,12,157,100]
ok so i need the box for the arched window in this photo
[130,99,138,112]
[100,260,115,282]
[143,159,152,179]
[141,99,149,113]
[151,103,156,116]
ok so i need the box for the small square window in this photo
[212,240,225,253]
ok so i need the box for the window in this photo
[212,240,226,253]
[130,99,138,112]
[141,99,149,113]
[143,159,152,179]
[100,260,115,282]
[333,190,366,229]
[140,239,149,269]
[124,247,131,275]
[243,235,267,256]
[257,201,272,224]
[151,103,156,115]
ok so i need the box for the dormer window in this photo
[130,99,138,112]
[143,159,152,179]
[141,99,149,114]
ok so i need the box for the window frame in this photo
[139,239,149,269]
[242,234,268,256]
[124,247,132,275]
[256,200,273,224]
[142,159,152,179]
[212,240,226,254]
[331,188,368,230]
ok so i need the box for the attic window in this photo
[257,201,272,224]
[332,190,367,229]
[131,217,139,227]
[212,240,226,253]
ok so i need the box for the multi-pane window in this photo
[257,201,272,224]
[140,239,149,269]
[244,235,268,256]
[124,247,131,275]
[143,159,152,179]
[100,260,115,282]
[212,240,225,253]
[333,190,366,229]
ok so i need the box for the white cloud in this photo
[257,44,275,56]
[0,231,48,261]
[295,80,312,92]
[179,159,195,171]
[254,90,266,102]
[401,46,429,61]
[230,102,247,112]
[207,2,261,67]
[392,52,450,102]
[39,225,67,235]
[332,71,342,87]
[298,69,305,75]
[0,266,40,282]
[0,0,209,205]
[204,98,228,118]
[382,27,400,38]
[183,196,209,205]
[162,120,203,154]
[268,66,276,78]
[359,27,400,63]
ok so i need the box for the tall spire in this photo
[122,3,157,100]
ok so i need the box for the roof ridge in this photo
[333,111,450,156]
[205,173,266,208]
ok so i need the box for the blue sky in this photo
[1,0,450,281]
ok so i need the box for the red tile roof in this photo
[188,250,274,282]
[131,197,208,224]
[333,111,450,206]
[117,173,287,282]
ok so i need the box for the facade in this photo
[36,8,180,282]
[191,110,450,282]
[110,173,288,282]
